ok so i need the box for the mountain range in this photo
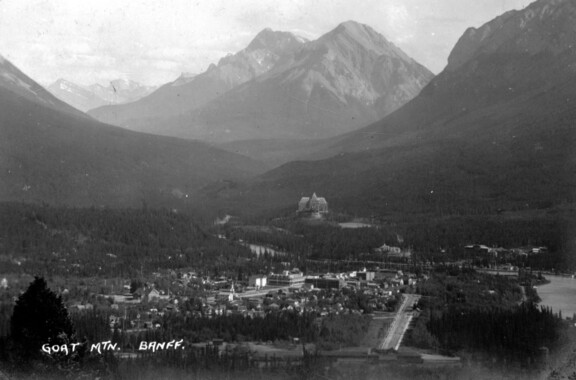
[88,22,433,143]
[88,28,306,135]
[4,0,576,221]
[47,78,157,112]
[0,54,266,208]
[199,0,576,217]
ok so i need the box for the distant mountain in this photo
[0,55,86,118]
[200,0,576,217]
[47,78,156,112]
[187,21,433,142]
[88,28,306,129]
[47,79,106,113]
[89,22,433,143]
[0,55,266,207]
[89,79,157,105]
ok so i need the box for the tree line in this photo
[404,267,564,367]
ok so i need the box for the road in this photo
[378,293,420,351]
[219,285,295,299]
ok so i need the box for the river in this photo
[339,222,374,229]
[537,275,576,318]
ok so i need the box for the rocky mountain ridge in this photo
[88,28,306,127]
[89,21,433,143]
[199,0,576,217]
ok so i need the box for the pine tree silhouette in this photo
[10,276,75,362]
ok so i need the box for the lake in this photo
[537,275,576,318]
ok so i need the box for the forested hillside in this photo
[0,203,252,277]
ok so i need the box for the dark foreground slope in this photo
[0,58,266,208]
[199,0,576,218]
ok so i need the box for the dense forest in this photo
[222,220,398,261]
[0,203,267,277]
[67,300,371,349]
[1,202,572,279]
[219,212,574,272]
[404,267,564,366]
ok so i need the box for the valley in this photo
[0,202,570,379]
[1,0,576,378]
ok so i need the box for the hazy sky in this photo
[0,0,531,86]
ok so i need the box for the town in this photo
[0,199,568,379]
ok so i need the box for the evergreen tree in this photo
[10,276,75,361]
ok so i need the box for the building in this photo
[304,277,345,290]
[249,275,267,289]
[298,193,328,214]
[268,269,305,287]
[465,245,494,255]
[146,288,170,302]
[356,271,375,282]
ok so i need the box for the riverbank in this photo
[537,275,576,317]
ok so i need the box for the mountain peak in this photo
[109,78,138,91]
[50,78,84,92]
[53,78,78,86]
[245,28,304,54]
[446,0,576,72]
[330,20,379,40]
[316,20,407,60]
[256,27,274,36]
[171,72,197,86]
[335,20,370,34]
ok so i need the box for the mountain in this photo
[88,28,306,130]
[88,79,157,105]
[185,21,433,142]
[171,72,198,86]
[200,0,576,217]
[89,22,433,143]
[47,79,107,112]
[0,55,266,207]
[47,78,156,112]
[0,55,86,118]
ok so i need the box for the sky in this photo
[0,0,531,86]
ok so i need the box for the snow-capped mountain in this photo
[88,28,306,127]
[47,79,108,113]
[89,79,157,104]
[47,79,156,112]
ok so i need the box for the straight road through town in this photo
[379,293,420,351]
